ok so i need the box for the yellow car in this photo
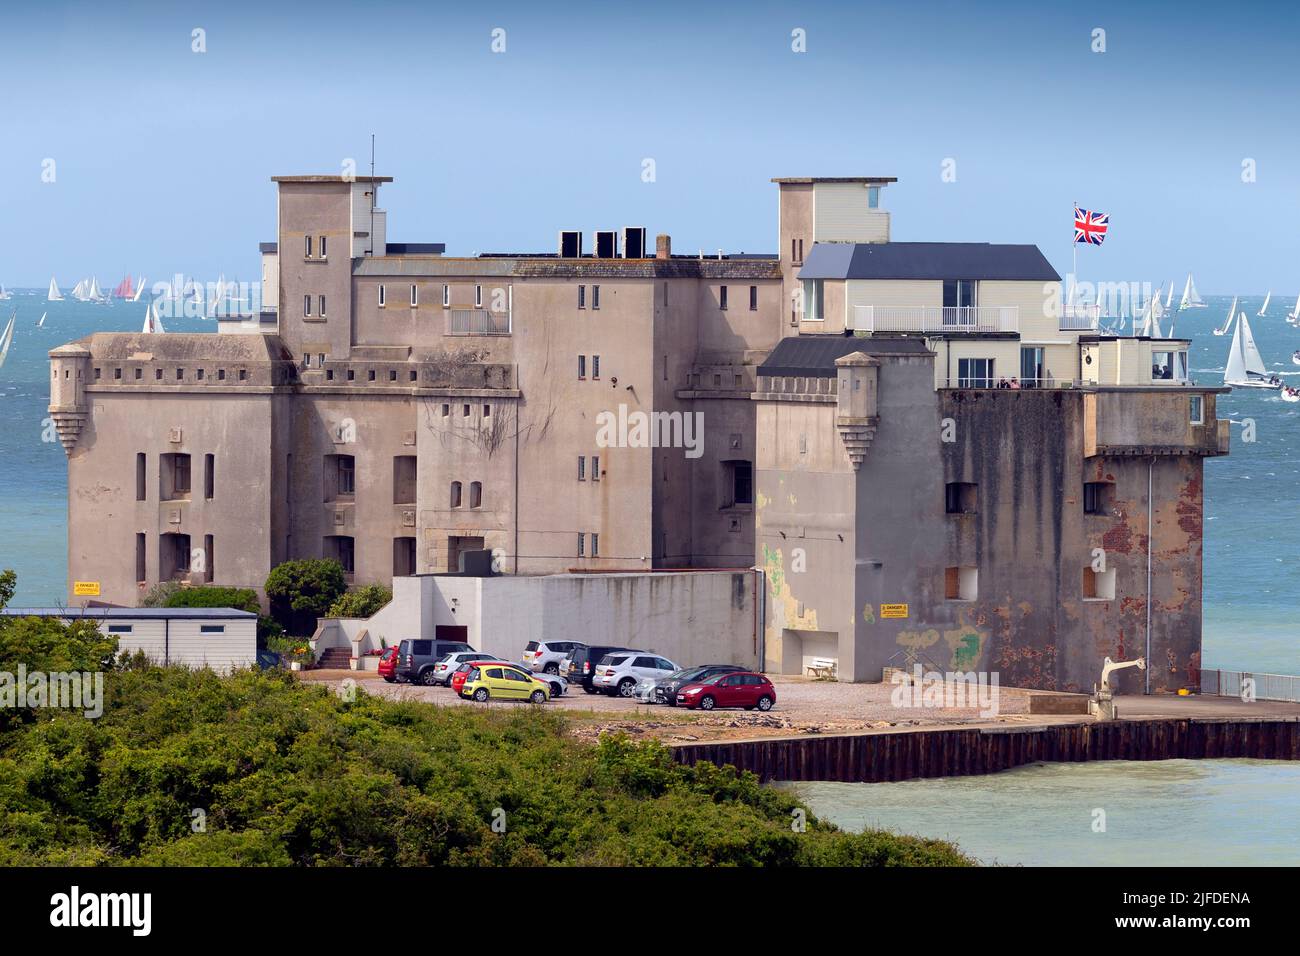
[460,664,551,704]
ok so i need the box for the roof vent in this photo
[622,227,647,259]
[558,230,583,258]
[594,230,617,259]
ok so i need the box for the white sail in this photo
[71,278,88,300]
[1258,291,1271,316]
[88,276,103,300]
[142,301,166,334]
[1164,282,1173,308]
[0,312,15,371]
[1291,293,1300,321]
[1214,296,1237,336]
[37,312,46,327]
[1224,315,1248,384]
[0,285,10,300]
[47,277,63,301]
[132,277,146,302]
[1238,312,1267,377]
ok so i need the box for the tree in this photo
[264,560,347,636]
[327,584,392,620]
[163,586,260,615]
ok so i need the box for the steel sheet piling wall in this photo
[670,719,1300,783]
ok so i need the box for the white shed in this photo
[1,607,258,674]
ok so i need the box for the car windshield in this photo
[669,668,705,681]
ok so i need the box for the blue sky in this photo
[2,0,1298,293]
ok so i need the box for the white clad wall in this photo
[103,620,167,664]
[97,618,256,673]
[813,183,890,243]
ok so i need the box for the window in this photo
[592,355,600,379]
[325,454,355,499]
[304,235,312,259]
[347,369,355,381]
[176,368,184,381]
[136,453,146,501]
[592,285,600,310]
[319,235,327,259]
[592,455,600,481]
[326,535,355,574]
[393,456,417,504]
[135,533,146,583]
[945,566,978,601]
[217,369,226,381]
[1083,482,1114,516]
[462,403,470,416]
[155,368,162,380]
[802,279,824,321]
[578,285,586,309]
[945,482,977,515]
[162,453,191,500]
[319,295,326,317]
[483,404,491,417]
[442,284,450,307]
[591,533,599,557]
[474,284,482,308]
[304,295,312,317]
[200,624,225,634]
[957,358,994,388]
[749,285,758,310]
[469,481,482,508]
[578,456,586,481]
[238,370,246,381]
[1152,350,1187,381]
[450,481,462,508]
[113,367,122,380]
[394,536,417,577]
[389,369,397,381]
[368,369,376,382]
[868,185,880,208]
[1019,347,1045,387]
[410,284,418,307]
[577,533,585,557]
[203,534,214,583]
[1190,395,1204,424]
[441,403,450,417]
[942,279,978,311]
[108,624,133,634]
[722,460,753,507]
[578,355,587,379]
[378,284,386,307]
[135,367,143,380]
[204,454,214,499]
[1083,566,1117,601]
[720,285,728,310]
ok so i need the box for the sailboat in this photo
[112,274,136,300]
[131,277,146,302]
[1288,293,1300,325]
[37,312,46,328]
[47,277,63,301]
[0,285,12,300]
[0,310,15,372]
[1178,273,1206,309]
[87,277,104,302]
[1224,311,1280,389]
[142,300,165,334]
[1164,282,1173,310]
[1258,291,1271,317]
[1213,296,1237,336]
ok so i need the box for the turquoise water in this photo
[779,759,1300,866]
[0,292,1295,675]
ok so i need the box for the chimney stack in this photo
[656,234,671,260]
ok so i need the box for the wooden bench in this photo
[806,657,838,679]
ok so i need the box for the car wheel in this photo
[549,682,563,698]
[617,678,637,698]
[419,670,439,687]
[757,695,774,712]
[382,676,395,684]
[473,687,489,702]
[530,690,546,704]
[544,663,559,675]
[583,685,599,695]
[699,695,716,711]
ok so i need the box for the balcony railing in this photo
[446,309,511,336]
[1060,304,1101,331]
[851,305,1018,334]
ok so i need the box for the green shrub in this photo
[327,584,392,620]
[264,560,347,636]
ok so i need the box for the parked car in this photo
[432,651,501,686]
[562,645,633,694]
[654,664,748,706]
[593,652,679,698]
[397,639,474,686]
[377,646,400,683]
[459,664,550,704]
[537,671,568,699]
[450,659,517,695]
[676,672,776,711]
[522,640,587,674]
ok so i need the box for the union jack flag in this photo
[1074,206,1108,245]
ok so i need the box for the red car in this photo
[676,671,775,711]
[450,660,515,695]
[378,646,400,683]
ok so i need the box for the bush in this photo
[0,663,972,867]
[163,586,260,615]
[327,584,392,620]
[264,560,347,636]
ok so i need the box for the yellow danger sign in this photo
[73,581,101,597]
[880,603,909,619]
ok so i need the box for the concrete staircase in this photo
[314,647,353,670]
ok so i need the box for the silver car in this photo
[522,640,586,674]
[593,653,679,698]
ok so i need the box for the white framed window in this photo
[303,295,312,317]
[578,456,586,480]
[410,284,418,307]
[378,284,386,308]
[592,285,600,310]
[318,295,326,317]
[592,355,600,379]
[591,533,599,557]
[1189,395,1204,424]
[578,285,586,309]
[802,279,824,321]
[592,455,600,481]
[577,533,585,557]
[475,284,483,308]
[442,284,450,307]
[304,235,312,259]
[319,235,327,259]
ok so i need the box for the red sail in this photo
[113,274,135,299]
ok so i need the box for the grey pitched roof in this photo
[799,242,1060,282]
[1,607,257,620]
[759,335,931,378]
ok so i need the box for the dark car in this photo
[654,664,748,705]
[677,671,776,711]
[397,638,474,686]
[561,644,632,694]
